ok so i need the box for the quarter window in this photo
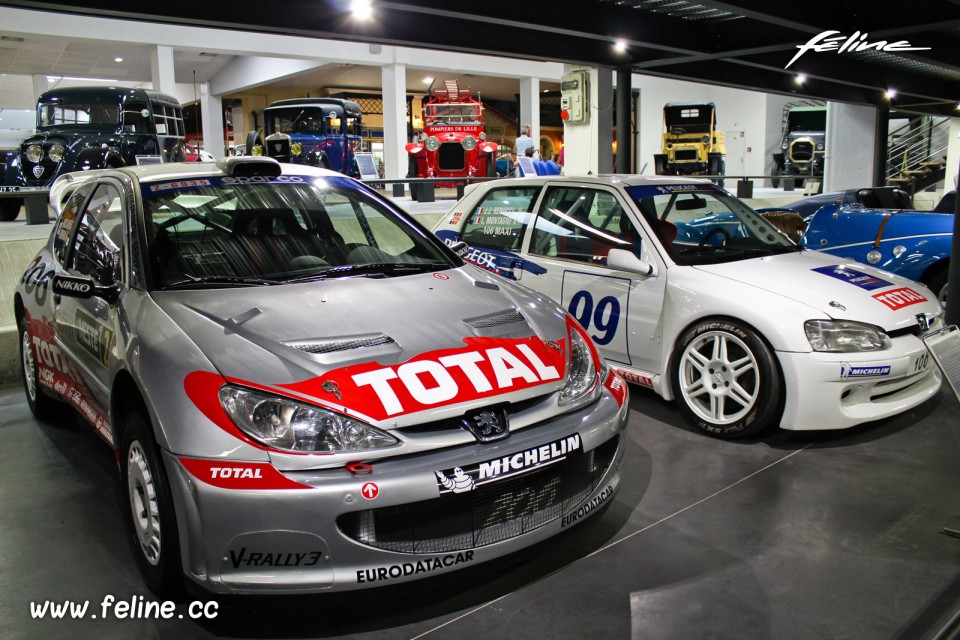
[70,183,125,285]
[52,184,95,265]
[460,187,540,252]
[530,187,631,265]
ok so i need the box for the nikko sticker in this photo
[812,265,892,291]
[873,287,928,310]
[434,433,582,494]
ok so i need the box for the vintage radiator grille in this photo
[438,143,465,170]
[21,137,67,185]
[790,140,815,162]
[674,149,698,161]
[337,436,619,554]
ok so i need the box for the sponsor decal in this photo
[149,179,211,192]
[561,485,615,528]
[433,229,548,280]
[873,287,927,311]
[222,175,305,185]
[227,548,322,569]
[786,31,931,69]
[66,308,112,366]
[449,212,463,225]
[360,482,379,500]
[432,272,450,280]
[356,552,475,584]
[435,433,582,494]
[604,369,627,407]
[613,367,654,388]
[840,364,892,379]
[812,265,892,291]
[281,335,565,421]
[178,459,311,490]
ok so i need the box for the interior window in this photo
[53,184,95,265]
[530,187,631,265]
[460,186,540,252]
[70,183,124,285]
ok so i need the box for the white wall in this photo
[633,74,771,178]
[823,102,876,192]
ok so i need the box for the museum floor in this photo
[2,379,959,640]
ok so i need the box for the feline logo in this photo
[787,31,931,69]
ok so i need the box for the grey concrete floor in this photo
[2,379,960,640]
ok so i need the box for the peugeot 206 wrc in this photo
[434,175,942,438]
[14,157,628,596]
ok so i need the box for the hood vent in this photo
[463,308,532,338]
[284,333,395,355]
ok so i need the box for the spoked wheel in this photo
[673,320,782,438]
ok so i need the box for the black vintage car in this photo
[0,86,187,221]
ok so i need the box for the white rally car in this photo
[434,175,943,437]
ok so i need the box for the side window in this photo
[70,183,125,285]
[460,187,540,252]
[52,184,94,264]
[123,102,151,133]
[530,187,630,265]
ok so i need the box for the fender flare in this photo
[76,146,124,171]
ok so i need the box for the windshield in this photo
[625,184,801,265]
[426,104,480,124]
[143,176,455,290]
[265,108,326,135]
[39,102,120,127]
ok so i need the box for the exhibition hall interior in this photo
[1,1,960,638]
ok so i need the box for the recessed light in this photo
[885,88,897,99]
[423,76,434,84]
[351,0,373,21]
[114,57,124,63]
[795,73,806,84]
[614,39,627,53]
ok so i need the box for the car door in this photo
[520,182,668,375]
[54,180,126,434]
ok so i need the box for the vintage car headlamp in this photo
[461,135,477,151]
[424,136,441,152]
[479,132,486,140]
[559,320,602,407]
[219,385,399,453]
[290,142,303,156]
[701,135,710,144]
[816,143,825,150]
[866,249,882,264]
[804,320,892,352]
[48,144,65,163]
[25,145,43,163]
[781,141,789,150]
[251,145,264,156]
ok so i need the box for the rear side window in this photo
[460,187,540,252]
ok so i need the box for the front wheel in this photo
[120,411,183,598]
[1,199,22,221]
[19,317,63,420]
[672,319,782,438]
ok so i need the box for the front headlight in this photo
[48,145,65,163]
[219,385,399,453]
[804,320,892,352]
[559,318,601,406]
[25,145,42,163]
[251,145,264,156]
[461,135,477,151]
[424,136,441,152]
[290,142,303,156]
[701,135,710,144]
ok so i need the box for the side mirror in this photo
[448,240,469,258]
[52,274,120,304]
[607,249,656,276]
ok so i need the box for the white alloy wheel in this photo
[678,330,760,426]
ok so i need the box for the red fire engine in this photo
[406,80,497,196]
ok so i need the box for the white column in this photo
[597,68,613,173]
[944,118,960,193]
[562,65,601,176]
[150,45,176,96]
[199,82,224,160]
[823,102,877,192]
[381,63,408,187]
[32,74,48,101]
[519,77,540,154]
[230,105,244,151]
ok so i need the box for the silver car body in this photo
[14,159,628,594]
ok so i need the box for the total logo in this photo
[872,287,927,311]
[179,459,311,490]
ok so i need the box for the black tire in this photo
[410,183,419,201]
[1,199,22,221]
[245,130,262,153]
[19,316,63,420]
[671,319,782,438]
[925,268,948,307]
[120,411,183,598]
[319,156,330,170]
[486,151,497,177]
[654,154,668,175]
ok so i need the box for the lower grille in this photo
[438,143,465,170]
[674,149,698,161]
[337,435,619,554]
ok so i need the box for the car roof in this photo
[112,159,343,183]
[472,174,717,189]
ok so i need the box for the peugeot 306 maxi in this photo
[434,175,942,438]
[14,158,627,596]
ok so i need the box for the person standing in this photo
[514,125,534,175]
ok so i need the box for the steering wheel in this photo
[698,226,732,248]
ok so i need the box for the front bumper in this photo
[163,388,628,594]
[777,334,941,430]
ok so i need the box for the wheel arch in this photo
[110,370,152,450]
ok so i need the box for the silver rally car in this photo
[15,158,628,596]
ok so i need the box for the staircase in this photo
[885,115,950,193]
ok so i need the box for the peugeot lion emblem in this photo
[459,408,510,443]
[32,165,45,179]
[916,313,931,332]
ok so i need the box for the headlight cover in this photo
[461,135,477,151]
[219,385,399,453]
[424,136,441,152]
[251,145,264,156]
[25,145,43,163]
[804,320,892,352]
[559,317,602,407]
[290,142,303,156]
[48,144,65,163]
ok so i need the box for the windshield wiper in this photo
[162,275,284,289]
[284,262,450,283]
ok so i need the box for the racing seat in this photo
[653,218,678,245]
[758,209,805,243]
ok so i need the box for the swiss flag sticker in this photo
[872,287,927,311]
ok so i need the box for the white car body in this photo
[434,175,943,436]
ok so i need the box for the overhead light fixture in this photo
[885,88,897,99]
[423,76,434,84]
[614,39,628,53]
[351,0,373,21]
[47,75,119,82]
[114,57,124,63]
[795,73,807,85]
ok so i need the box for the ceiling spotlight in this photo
[114,57,124,63]
[423,76,434,84]
[614,39,628,53]
[885,88,897,99]
[351,0,373,21]
[795,73,806,85]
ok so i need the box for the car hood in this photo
[692,251,941,331]
[151,267,569,424]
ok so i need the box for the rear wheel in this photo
[672,319,782,438]
[1,199,21,221]
[19,317,63,420]
[121,411,183,598]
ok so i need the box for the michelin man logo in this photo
[435,467,475,493]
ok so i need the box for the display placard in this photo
[923,324,960,403]
[517,156,538,177]
[355,153,379,180]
